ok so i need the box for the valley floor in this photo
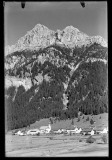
[5,134,108,157]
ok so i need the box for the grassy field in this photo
[5,134,108,157]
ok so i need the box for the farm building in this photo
[81,128,94,135]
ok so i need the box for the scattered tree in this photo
[86,116,89,121]
[71,119,74,125]
[49,117,53,124]
[86,136,96,143]
[101,134,108,144]
[77,117,80,122]
[90,119,94,125]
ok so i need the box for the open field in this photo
[6,134,108,157]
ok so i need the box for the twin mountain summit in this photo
[5,24,108,130]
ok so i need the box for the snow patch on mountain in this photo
[86,58,107,64]
[38,55,46,64]
[63,82,69,90]
[69,61,82,77]
[44,74,52,82]
[5,76,32,91]
[62,93,69,109]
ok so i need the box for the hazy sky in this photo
[5,2,107,46]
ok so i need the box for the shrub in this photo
[79,139,82,142]
[54,118,57,123]
[49,117,53,124]
[49,137,53,140]
[86,136,96,143]
[77,117,80,122]
[86,116,89,121]
[69,132,72,136]
[50,130,54,135]
[82,116,84,119]
[99,116,101,119]
[36,132,40,136]
[90,119,94,125]
[71,119,74,125]
[101,134,108,144]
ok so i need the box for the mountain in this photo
[5,24,108,131]
[5,24,107,56]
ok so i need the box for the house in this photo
[53,128,67,134]
[54,129,62,134]
[75,128,82,134]
[81,128,93,135]
[15,130,26,136]
[27,129,40,135]
[99,128,108,134]
[39,129,46,134]
[90,129,95,135]
[61,129,67,133]
[39,123,51,134]
[66,127,80,134]
[93,126,108,134]
[12,129,19,135]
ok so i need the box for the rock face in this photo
[5,24,108,130]
[5,24,107,56]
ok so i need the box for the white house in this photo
[27,129,40,135]
[75,128,82,134]
[54,129,62,134]
[39,129,46,134]
[100,128,108,134]
[39,123,51,134]
[90,129,95,135]
[61,129,67,133]
[67,127,79,134]
[16,130,26,136]
[45,124,51,133]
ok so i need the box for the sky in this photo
[4,2,107,46]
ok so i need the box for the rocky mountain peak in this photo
[5,24,107,56]
[63,25,80,33]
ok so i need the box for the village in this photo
[12,121,108,137]
[6,114,109,157]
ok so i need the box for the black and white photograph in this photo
[5,1,108,157]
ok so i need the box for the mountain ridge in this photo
[5,24,107,56]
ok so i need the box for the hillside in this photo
[5,24,108,131]
[7,113,108,134]
[24,113,108,131]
